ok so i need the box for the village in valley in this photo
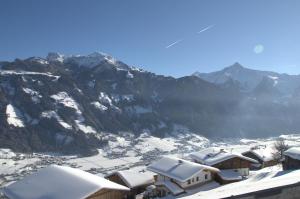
[1,134,300,199]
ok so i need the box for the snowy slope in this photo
[193,62,300,95]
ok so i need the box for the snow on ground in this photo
[99,92,113,105]
[0,70,59,80]
[135,133,178,153]
[5,104,25,128]
[41,110,72,130]
[22,87,42,103]
[51,92,80,111]
[51,92,97,134]
[111,94,134,103]
[126,71,134,78]
[91,101,108,112]
[1,133,300,196]
[0,149,16,159]
[181,165,289,199]
[66,149,141,171]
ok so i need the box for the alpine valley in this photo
[1,52,300,155]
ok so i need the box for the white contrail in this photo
[197,24,215,34]
[165,39,183,49]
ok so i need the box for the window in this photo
[188,179,191,184]
[205,174,208,180]
[192,178,194,183]
[196,177,199,181]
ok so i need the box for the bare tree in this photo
[272,138,289,162]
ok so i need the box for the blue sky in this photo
[0,0,300,77]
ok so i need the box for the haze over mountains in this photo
[193,62,300,95]
[1,53,300,154]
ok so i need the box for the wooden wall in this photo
[243,152,277,169]
[283,156,300,170]
[86,189,128,199]
[212,157,252,170]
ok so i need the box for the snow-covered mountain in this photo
[193,62,300,96]
[1,54,300,155]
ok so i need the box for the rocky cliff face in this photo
[1,53,300,154]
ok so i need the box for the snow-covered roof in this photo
[155,180,184,195]
[182,169,300,199]
[190,148,258,166]
[243,147,275,162]
[3,165,129,199]
[217,170,242,181]
[284,147,300,160]
[106,170,154,188]
[147,157,219,183]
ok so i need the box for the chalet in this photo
[3,165,129,199]
[147,156,220,197]
[187,169,300,199]
[106,169,154,199]
[283,147,300,170]
[242,146,277,169]
[190,148,258,184]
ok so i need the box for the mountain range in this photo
[1,53,300,155]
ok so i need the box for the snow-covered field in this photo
[1,133,300,194]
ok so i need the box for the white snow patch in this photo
[22,87,42,103]
[75,122,97,134]
[41,111,72,130]
[91,101,108,112]
[0,70,59,79]
[28,57,49,65]
[51,92,80,112]
[107,170,154,188]
[268,75,279,86]
[47,52,64,63]
[284,147,300,160]
[0,149,16,159]
[99,92,113,105]
[51,92,96,134]
[122,94,134,102]
[2,165,129,199]
[135,133,178,153]
[126,71,134,78]
[6,104,25,128]
[74,115,97,134]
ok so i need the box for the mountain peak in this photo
[224,62,244,71]
[46,51,120,68]
[47,52,64,63]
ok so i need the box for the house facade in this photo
[190,148,258,179]
[106,170,154,199]
[283,147,300,170]
[155,167,213,189]
[147,156,219,197]
[86,189,128,199]
[242,146,277,169]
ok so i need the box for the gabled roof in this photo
[183,169,300,199]
[284,147,300,160]
[190,148,258,166]
[155,181,184,195]
[106,170,154,188]
[243,147,275,162]
[3,165,129,199]
[147,156,219,183]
